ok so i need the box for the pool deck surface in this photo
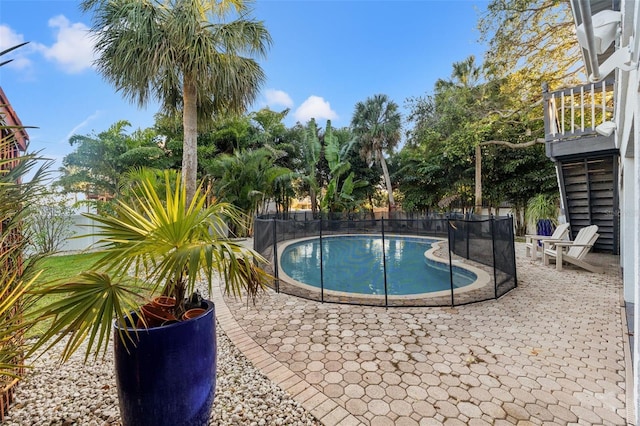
[215,242,632,425]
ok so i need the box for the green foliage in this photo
[400,48,558,216]
[207,115,254,154]
[0,147,49,381]
[351,94,402,209]
[29,170,271,362]
[56,120,169,199]
[24,192,76,255]
[482,143,556,209]
[293,119,323,213]
[83,0,271,201]
[207,148,293,233]
[250,107,290,146]
[479,0,582,92]
[0,96,51,383]
[393,145,450,212]
[526,193,559,228]
[31,252,104,284]
[319,121,367,213]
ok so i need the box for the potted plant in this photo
[526,193,559,237]
[28,169,270,426]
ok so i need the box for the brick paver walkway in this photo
[214,243,631,425]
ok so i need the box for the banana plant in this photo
[320,121,367,213]
[298,119,322,213]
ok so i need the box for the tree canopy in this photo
[59,0,579,230]
[82,0,271,202]
[57,120,169,198]
[351,94,402,210]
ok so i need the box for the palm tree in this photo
[434,56,486,210]
[351,94,402,210]
[207,147,292,234]
[81,0,271,202]
[435,55,481,91]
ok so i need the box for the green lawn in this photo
[26,252,154,338]
[26,252,105,338]
[34,252,104,283]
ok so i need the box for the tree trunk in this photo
[475,144,482,212]
[182,74,198,205]
[379,151,395,210]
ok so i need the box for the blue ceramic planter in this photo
[113,300,217,426]
[536,219,554,246]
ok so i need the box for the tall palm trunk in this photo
[182,73,198,204]
[379,150,395,210]
[475,144,482,211]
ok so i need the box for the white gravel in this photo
[2,327,321,426]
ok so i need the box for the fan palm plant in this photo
[29,169,270,362]
[81,0,271,203]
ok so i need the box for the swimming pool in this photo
[279,235,481,297]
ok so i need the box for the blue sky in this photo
[1,0,488,172]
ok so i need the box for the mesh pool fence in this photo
[253,212,517,307]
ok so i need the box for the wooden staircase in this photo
[543,80,619,254]
[557,155,619,253]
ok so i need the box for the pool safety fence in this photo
[253,214,517,308]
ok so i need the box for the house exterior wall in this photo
[569,0,640,419]
[632,65,640,426]
[621,157,635,303]
[615,0,640,421]
[608,1,640,421]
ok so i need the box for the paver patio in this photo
[215,242,632,425]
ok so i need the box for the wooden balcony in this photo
[543,79,617,160]
[542,79,619,254]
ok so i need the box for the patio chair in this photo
[542,224,603,273]
[525,222,570,260]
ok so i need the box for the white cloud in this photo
[294,96,338,123]
[0,25,32,70]
[40,15,95,73]
[0,25,25,50]
[264,89,293,108]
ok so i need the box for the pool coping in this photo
[276,234,491,301]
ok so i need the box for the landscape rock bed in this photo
[3,329,320,426]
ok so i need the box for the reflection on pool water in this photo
[280,235,476,296]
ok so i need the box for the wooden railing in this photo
[543,79,615,142]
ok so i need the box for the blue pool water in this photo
[280,235,476,296]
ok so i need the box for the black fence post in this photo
[381,218,389,308]
[272,218,279,293]
[511,215,518,288]
[465,218,470,260]
[292,214,296,241]
[252,213,518,308]
[319,219,324,303]
[490,216,498,298]
[447,220,455,307]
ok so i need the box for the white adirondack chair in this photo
[525,222,571,260]
[542,224,603,273]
